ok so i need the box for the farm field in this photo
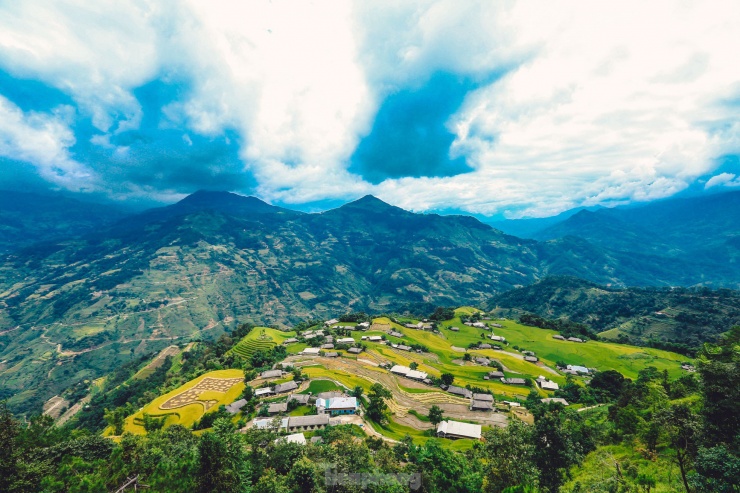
[120,369,244,435]
[229,327,295,360]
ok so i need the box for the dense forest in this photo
[1,322,738,492]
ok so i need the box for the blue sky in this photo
[0,1,739,218]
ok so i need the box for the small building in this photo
[397,345,411,351]
[472,322,486,328]
[524,356,538,363]
[471,400,493,411]
[566,364,589,374]
[274,381,299,394]
[287,414,330,432]
[323,351,338,358]
[436,420,482,440]
[261,369,284,379]
[368,335,382,342]
[538,379,559,391]
[541,398,569,406]
[406,369,428,380]
[225,399,247,414]
[347,347,363,354]
[288,394,310,405]
[567,337,584,343]
[252,417,288,431]
[488,371,505,379]
[501,378,527,386]
[475,357,491,366]
[490,335,506,342]
[325,319,339,326]
[337,337,356,345]
[319,396,358,416]
[552,335,566,341]
[389,331,404,338]
[283,338,298,344]
[255,387,274,398]
[404,323,418,329]
[491,323,503,328]
[522,350,535,356]
[321,343,335,349]
[302,347,321,356]
[268,402,288,414]
[358,322,371,328]
[479,343,492,349]
[391,365,410,376]
[316,391,344,400]
[472,393,494,402]
[276,432,307,445]
[325,335,334,343]
[446,386,472,398]
[449,326,460,332]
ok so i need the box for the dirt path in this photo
[57,394,92,426]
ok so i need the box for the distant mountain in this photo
[0,190,127,253]
[488,206,598,239]
[489,276,740,351]
[533,191,740,275]
[1,190,739,413]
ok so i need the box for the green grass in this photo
[299,379,343,395]
[229,327,296,360]
[408,409,430,422]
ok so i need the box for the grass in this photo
[229,327,295,360]
[299,379,343,395]
[408,409,430,422]
[120,369,244,435]
[301,367,373,393]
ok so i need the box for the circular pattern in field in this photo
[160,377,242,411]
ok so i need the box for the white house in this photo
[436,420,482,440]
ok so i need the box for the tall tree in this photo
[428,405,444,426]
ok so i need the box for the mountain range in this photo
[0,189,738,413]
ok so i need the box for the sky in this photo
[0,1,739,218]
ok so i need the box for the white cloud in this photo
[0,1,738,215]
[0,96,96,189]
[705,172,740,189]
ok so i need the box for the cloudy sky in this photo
[1,1,739,218]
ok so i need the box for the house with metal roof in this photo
[268,402,288,414]
[225,399,247,414]
[255,387,274,398]
[274,381,299,394]
[436,420,482,440]
[446,386,472,398]
[302,347,321,356]
[261,369,284,379]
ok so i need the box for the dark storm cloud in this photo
[348,72,477,184]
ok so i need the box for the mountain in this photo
[1,190,739,413]
[533,191,740,277]
[487,206,599,238]
[489,276,740,351]
[0,190,127,253]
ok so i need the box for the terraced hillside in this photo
[228,327,286,359]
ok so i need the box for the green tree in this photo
[351,386,364,399]
[441,373,455,386]
[286,456,322,493]
[104,407,126,435]
[366,383,392,424]
[428,405,444,426]
[481,420,538,493]
[0,402,19,493]
[657,404,700,493]
[410,361,418,370]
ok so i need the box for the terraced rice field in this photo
[229,327,294,360]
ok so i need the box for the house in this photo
[225,399,247,414]
[397,345,411,351]
[446,386,472,399]
[323,351,338,358]
[541,398,569,406]
[472,322,486,328]
[522,350,535,356]
[491,323,503,328]
[436,420,482,440]
[321,343,335,349]
[472,393,494,402]
[391,365,410,376]
[524,356,538,363]
[302,347,321,356]
[404,323,418,329]
[317,396,358,416]
[538,379,559,391]
[316,391,344,400]
[255,387,274,398]
[566,364,589,374]
[274,381,299,394]
[475,357,491,366]
[490,335,506,342]
[479,343,492,349]
[325,319,339,326]
[406,370,428,380]
[304,333,319,340]
[252,417,289,431]
[288,394,310,405]
[347,347,362,354]
[325,335,334,343]
[389,331,404,338]
[283,338,298,344]
[276,432,307,445]
[488,371,505,379]
[358,322,371,328]
[567,337,584,343]
[368,336,382,342]
[261,369,284,379]
[449,326,460,332]
[552,335,565,341]
[501,378,527,385]
[337,337,355,345]
[287,414,330,432]
[268,402,288,414]
[471,400,493,411]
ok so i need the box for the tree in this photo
[657,404,700,493]
[243,385,254,401]
[104,407,126,435]
[428,405,444,426]
[366,383,392,424]
[410,362,418,370]
[0,402,18,493]
[351,386,364,399]
[441,373,455,386]
[481,419,538,493]
[463,352,472,361]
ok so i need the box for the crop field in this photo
[229,327,295,360]
[121,369,244,435]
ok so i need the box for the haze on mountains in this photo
[1,189,739,412]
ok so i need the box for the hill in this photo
[489,277,740,351]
